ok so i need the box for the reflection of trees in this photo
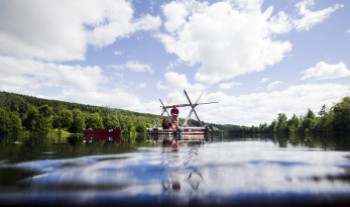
[270,133,350,150]
[273,134,288,148]
[0,134,136,163]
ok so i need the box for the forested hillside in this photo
[0,91,349,140]
[0,91,160,142]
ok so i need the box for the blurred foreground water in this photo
[1,134,350,206]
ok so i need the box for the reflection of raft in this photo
[147,90,217,144]
[147,126,210,143]
[83,127,122,143]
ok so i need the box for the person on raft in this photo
[162,118,171,129]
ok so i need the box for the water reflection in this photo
[271,133,350,150]
[0,134,350,206]
[161,141,204,195]
[220,132,350,151]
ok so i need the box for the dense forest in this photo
[0,92,349,142]
[0,91,160,143]
[210,96,350,135]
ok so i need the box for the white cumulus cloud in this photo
[158,0,292,84]
[260,77,270,83]
[301,61,350,81]
[267,81,282,91]
[109,61,155,73]
[0,55,106,93]
[0,0,160,61]
[0,55,152,112]
[157,71,205,92]
[293,0,343,31]
[157,0,342,85]
[200,83,350,126]
[219,82,242,90]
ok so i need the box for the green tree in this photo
[135,116,148,142]
[135,116,147,133]
[38,104,52,118]
[8,112,22,133]
[119,114,136,143]
[276,113,288,132]
[85,113,104,129]
[316,104,331,131]
[22,106,39,131]
[22,105,52,133]
[103,114,120,129]
[69,109,85,133]
[318,104,327,117]
[287,114,300,133]
[301,109,317,133]
[330,97,350,132]
[0,108,22,134]
[268,120,278,133]
[37,105,53,133]
[7,95,30,119]
[258,123,268,133]
[55,109,73,130]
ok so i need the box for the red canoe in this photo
[83,127,122,143]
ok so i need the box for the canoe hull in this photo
[83,127,122,143]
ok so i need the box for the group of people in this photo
[162,105,179,130]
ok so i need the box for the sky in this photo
[0,0,350,126]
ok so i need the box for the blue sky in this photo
[0,0,350,126]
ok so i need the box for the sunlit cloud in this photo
[293,0,343,31]
[0,55,105,93]
[114,50,123,56]
[0,0,160,61]
[219,82,242,90]
[157,71,205,92]
[158,1,293,84]
[200,83,350,126]
[301,61,350,81]
[157,0,340,85]
[109,61,155,73]
[267,81,282,91]
[260,77,270,83]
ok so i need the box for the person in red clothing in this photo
[170,105,179,129]
[162,118,170,129]
[170,105,179,122]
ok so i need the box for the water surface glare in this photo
[1,140,350,206]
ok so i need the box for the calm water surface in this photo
[1,135,350,206]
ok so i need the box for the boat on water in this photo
[83,127,122,143]
[147,90,218,144]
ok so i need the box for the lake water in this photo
[1,134,350,206]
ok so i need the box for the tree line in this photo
[267,96,350,134]
[0,91,158,143]
[209,96,350,135]
[0,91,349,140]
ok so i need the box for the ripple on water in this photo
[1,141,350,206]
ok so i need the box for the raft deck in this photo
[147,126,209,143]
